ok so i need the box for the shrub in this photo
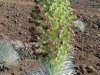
[74,20,85,32]
[0,40,19,69]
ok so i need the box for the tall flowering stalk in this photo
[37,0,76,74]
[22,0,76,75]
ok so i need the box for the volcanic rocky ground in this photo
[0,0,100,75]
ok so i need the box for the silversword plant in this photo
[22,0,77,75]
[0,40,19,69]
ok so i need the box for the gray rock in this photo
[86,66,95,73]
[88,44,93,48]
[11,40,24,50]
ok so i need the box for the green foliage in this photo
[0,40,19,68]
[36,0,76,74]
[25,0,76,75]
